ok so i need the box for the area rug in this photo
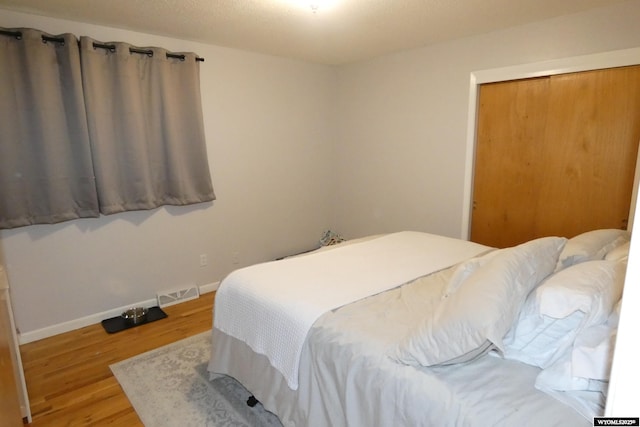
[110,331,283,427]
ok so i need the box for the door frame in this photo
[461,47,640,239]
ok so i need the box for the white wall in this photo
[0,10,337,339]
[333,0,640,239]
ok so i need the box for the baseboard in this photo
[18,281,220,345]
[199,281,220,294]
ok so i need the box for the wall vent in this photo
[156,285,200,308]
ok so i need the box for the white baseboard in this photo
[18,281,220,345]
[199,281,220,294]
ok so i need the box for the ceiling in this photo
[0,0,628,65]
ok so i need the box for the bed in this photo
[207,230,630,426]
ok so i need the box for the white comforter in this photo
[213,231,490,389]
[208,263,590,427]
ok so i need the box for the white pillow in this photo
[606,298,622,327]
[557,229,630,270]
[538,260,626,326]
[571,323,617,381]
[504,260,626,368]
[502,308,584,368]
[534,320,618,421]
[570,298,621,381]
[390,236,566,367]
[443,249,498,297]
[604,240,630,262]
[535,350,609,394]
[533,299,622,424]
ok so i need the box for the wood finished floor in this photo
[19,292,215,426]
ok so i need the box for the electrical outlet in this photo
[199,254,208,267]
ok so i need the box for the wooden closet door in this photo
[471,65,640,248]
[471,77,551,248]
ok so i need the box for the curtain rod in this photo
[0,30,204,62]
[92,42,204,62]
[0,29,22,39]
[0,29,62,44]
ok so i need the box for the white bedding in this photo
[213,231,490,389]
[209,263,590,426]
[209,230,626,425]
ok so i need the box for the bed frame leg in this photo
[247,395,259,407]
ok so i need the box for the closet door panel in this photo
[471,65,640,248]
[538,66,640,237]
[471,77,550,248]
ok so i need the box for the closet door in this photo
[471,76,551,248]
[471,65,640,248]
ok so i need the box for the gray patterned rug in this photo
[110,331,283,427]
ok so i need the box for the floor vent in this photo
[156,285,200,308]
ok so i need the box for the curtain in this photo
[0,28,99,229]
[79,37,215,214]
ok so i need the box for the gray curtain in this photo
[0,28,99,229]
[79,37,215,214]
